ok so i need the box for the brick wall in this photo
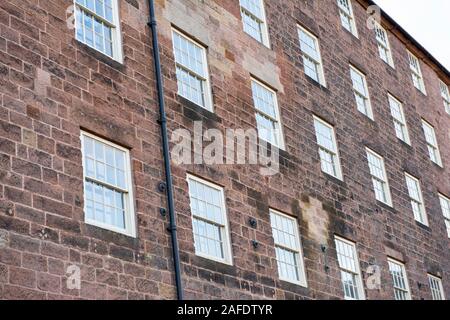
[0,0,449,300]
[0,0,175,299]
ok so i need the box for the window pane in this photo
[341,270,359,299]
[350,69,365,95]
[337,0,357,35]
[299,31,319,61]
[105,0,113,22]
[85,0,95,11]
[405,175,420,201]
[85,180,126,229]
[188,177,230,262]
[335,238,363,299]
[84,14,94,47]
[340,13,351,31]
[319,148,336,177]
[270,211,306,285]
[314,118,341,179]
[408,52,425,92]
[75,7,84,41]
[256,112,277,145]
[303,56,319,81]
[298,28,324,84]
[84,138,127,190]
[251,80,282,147]
[82,134,132,234]
[241,10,263,42]
[173,32,205,77]
[240,0,264,19]
[314,120,334,151]
[95,0,104,16]
[275,247,300,282]
[172,31,210,109]
[367,152,384,180]
[439,195,450,238]
[421,121,440,165]
[239,0,267,44]
[350,67,372,117]
[374,24,393,66]
[388,260,410,300]
[76,4,115,58]
[429,275,444,300]
[388,96,409,142]
[192,218,224,259]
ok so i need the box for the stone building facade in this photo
[0,0,449,300]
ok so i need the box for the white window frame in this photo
[297,26,326,86]
[270,209,307,287]
[428,274,445,300]
[439,79,450,115]
[408,50,426,95]
[80,131,136,237]
[438,193,450,238]
[251,78,285,149]
[350,65,373,119]
[186,174,233,265]
[388,94,410,144]
[239,0,270,47]
[374,22,394,68]
[405,172,428,226]
[337,0,358,37]
[421,120,442,167]
[334,236,365,300]
[171,28,213,111]
[388,258,411,300]
[74,0,123,62]
[366,148,392,207]
[313,116,343,180]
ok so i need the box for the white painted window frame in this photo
[334,236,365,300]
[251,78,285,150]
[80,131,136,237]
[337,0,358,37]
[350,65,373,119]
[297,25,327,86]
[186,174,233,265]
[388,94,410,144]
[239,0,270,47]
[407,50,426,95]
[366,148,392,207]
[374,22,394,68]
[428,274,445,300]
[388,258,411,300]
[172,28,213,111]
[270,209,307,287]
[313,116,343,180]
[421,119,442,167]
[438,193,450,238]
[439,79,450,115]
[405,172,428,226]
[74,0,123,62]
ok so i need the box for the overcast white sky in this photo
[374,0,450,71]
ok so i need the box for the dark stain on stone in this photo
[291,199,301,219]
[300,193,310,204]
[179,96,222,128]
[424,256,442,276]
[125,0,139,9]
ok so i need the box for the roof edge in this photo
[364,0,450,80]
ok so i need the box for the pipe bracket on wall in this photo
[158,182,167,193]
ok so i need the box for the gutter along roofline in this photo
[361,0,450,81]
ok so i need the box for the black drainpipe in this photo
[147,0,183,300]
